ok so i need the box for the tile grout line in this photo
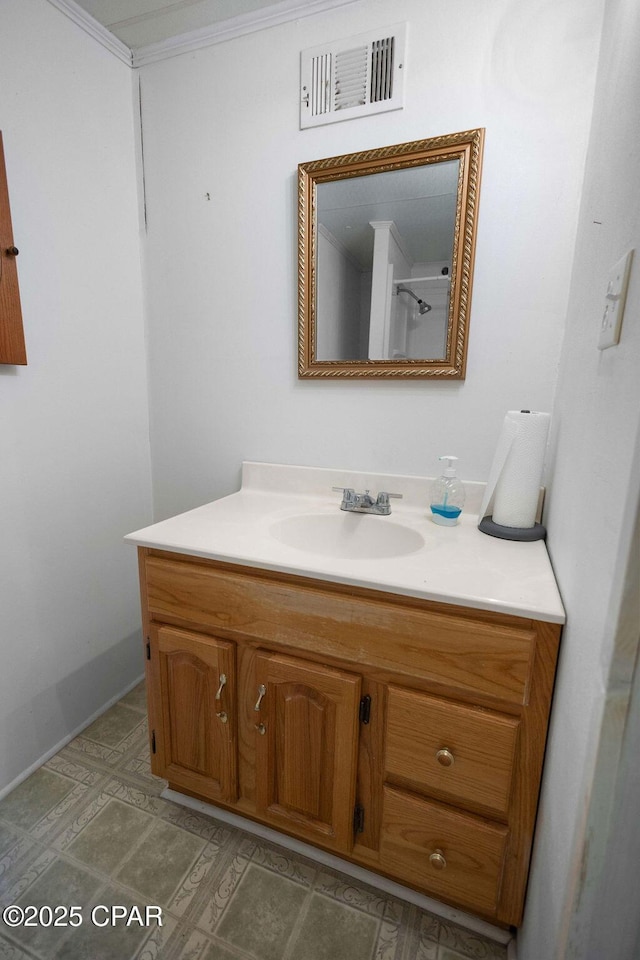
[280,874,320,960]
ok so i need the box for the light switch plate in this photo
[598,249,634,350]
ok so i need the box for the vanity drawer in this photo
[380,786,508,918]
[385,686,519,819]
[143,555,535,705]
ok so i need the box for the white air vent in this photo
[300,24,406,129]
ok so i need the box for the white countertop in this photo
[125,461,565,624]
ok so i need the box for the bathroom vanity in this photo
[126,463,564,928]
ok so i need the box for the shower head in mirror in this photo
[397,284,432,315]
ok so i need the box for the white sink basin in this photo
[269,511,425,560]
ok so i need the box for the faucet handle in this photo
[332,486,355,499]
[376,491,403,504]
[332,486,356,511]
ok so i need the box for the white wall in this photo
[138,0,604,520]
[0,0,152,793]
[519,0,640,956]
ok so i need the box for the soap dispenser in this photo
[430,456,465,526]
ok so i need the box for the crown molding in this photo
[45,0,362,69]
[131,0,362,68]
[45,0,133,64]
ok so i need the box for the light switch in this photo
[598,249,634,350]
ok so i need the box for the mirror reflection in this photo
[298,129,484,379]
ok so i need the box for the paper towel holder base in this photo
[478,516,546,541]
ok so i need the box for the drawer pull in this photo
[429,849,447,870]
[254,684,266,711]
[215,673,227,700]
[435,748,455,767]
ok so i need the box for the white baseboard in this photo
[0,673,144,801]
[163,787,514,948]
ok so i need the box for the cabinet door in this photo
[153,626,237,803]
[254,652,361,852]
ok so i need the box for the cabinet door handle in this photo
[254,684,266,711]
[215,673,227,701]
[429,849,447,870]
[216,711,228,723]
[255,721,266,735]
[436,748,455,767]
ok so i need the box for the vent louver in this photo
[311,51,331,116]
[370,36,395,103]
[301,24,406,128]
[334,45,368,111]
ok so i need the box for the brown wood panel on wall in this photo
[0,132,27,365]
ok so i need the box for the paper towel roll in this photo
[479,411,550,529]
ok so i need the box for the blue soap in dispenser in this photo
[430,456,465,526]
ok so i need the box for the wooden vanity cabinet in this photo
[137,547,561,928]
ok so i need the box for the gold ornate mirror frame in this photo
[298,128,484,379]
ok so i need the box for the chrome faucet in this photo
[332,486,403,516]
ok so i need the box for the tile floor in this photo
[0,683,510,960]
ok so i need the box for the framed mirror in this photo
[298,128,484,379]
